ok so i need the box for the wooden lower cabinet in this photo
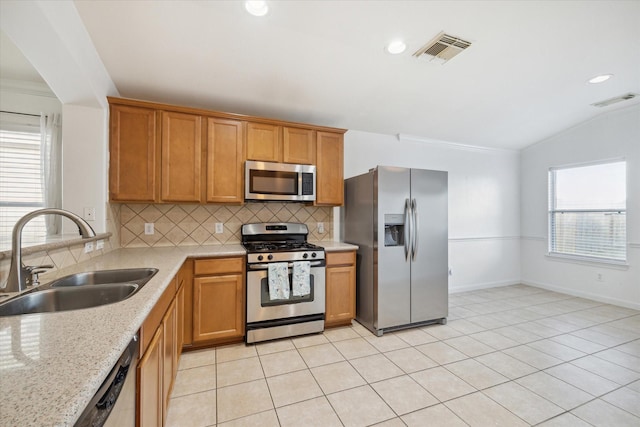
[138,325,163,427]
[162,298,177,423]
[137,268,184,427]
[325,251,356,328]
[193,256,245,344]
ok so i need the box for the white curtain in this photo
[40,113,62,235]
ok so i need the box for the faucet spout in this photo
[4,208,96,293]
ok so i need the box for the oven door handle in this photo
[248,260,325,270]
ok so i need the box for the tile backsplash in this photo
[119,203,334,247]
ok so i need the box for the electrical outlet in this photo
[96,240,104,250]
[215,223,224,234]
[144,223,154,235]
[317,222,325,234]
[83,207,96,221]
[84,241,94,253]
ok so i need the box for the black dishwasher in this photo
[75,335,138,427]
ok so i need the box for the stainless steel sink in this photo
[0,284,138,316]
[48,268,158,287]
[0,268,158,316]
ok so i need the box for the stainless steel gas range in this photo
[242,223,326,344]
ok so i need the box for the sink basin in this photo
[0,284,138,316]
[49,268,158,287]
[0,267,158,317]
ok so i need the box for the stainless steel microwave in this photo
[245,160,316,202]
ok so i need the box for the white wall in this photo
[520,104,640,309]
[1,0,118,234]
[342,130,521,292]
[0,80,61,116]
[61,104,107,233]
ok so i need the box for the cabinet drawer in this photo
[194,257,244,276]
[326,251,355,267]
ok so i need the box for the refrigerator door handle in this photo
[411,198,419,260]
[404,198,411,260]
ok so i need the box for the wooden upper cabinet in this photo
[109,104,158,202]
[246,122,280,162]
[206,118,244,203]
[161,112,202,202]
[316,131,344,206]
[246,123,316,165]
[283,127,315,165]
[108,97,346,205]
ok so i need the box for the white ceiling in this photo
[65,1,640,148]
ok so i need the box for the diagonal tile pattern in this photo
[118,203,334,247]
[167,284,640,426]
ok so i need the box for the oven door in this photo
[246,262,325,323]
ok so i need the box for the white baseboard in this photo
[522,279,640,311]
[449,279,520,294]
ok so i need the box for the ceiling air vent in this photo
[591,93,639,108]
[413,31,472,64]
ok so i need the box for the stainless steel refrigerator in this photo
[344,166,448,336]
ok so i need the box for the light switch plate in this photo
[96,240,104,250]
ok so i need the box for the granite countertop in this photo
[0,241,357,426]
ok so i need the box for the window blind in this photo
[548,161,626,262]
[0,121,46,242]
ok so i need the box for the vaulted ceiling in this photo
[13,1,640,149]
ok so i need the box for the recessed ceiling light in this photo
[386,40,407,55]
[245,1,268,17]
[588,74,613,84]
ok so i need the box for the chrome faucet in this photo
[4,208,96,293]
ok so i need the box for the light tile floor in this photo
[166,284,640,426]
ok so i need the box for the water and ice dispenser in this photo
[384,214,405,247]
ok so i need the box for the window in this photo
[548,160,626,263]
[0,113,46,244]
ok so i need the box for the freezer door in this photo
[376,166,411,329]
[410,169,448,323]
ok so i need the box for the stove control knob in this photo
[303,253,309,259]
[258,255,264,261]
[268,254,274,260]
[311,252,317,258]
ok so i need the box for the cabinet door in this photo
[206,118,244,203]
[283,127,315,165]
[315,131,344,206]
[325,265,356,327]
[162,299,177,423]
[161,111,202,202]
[180,260,194,347]
[246,122,281,162]
[138,325,163,427]
[176,283,185,359]
[193,273,244,342]
[109,105,158,202]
